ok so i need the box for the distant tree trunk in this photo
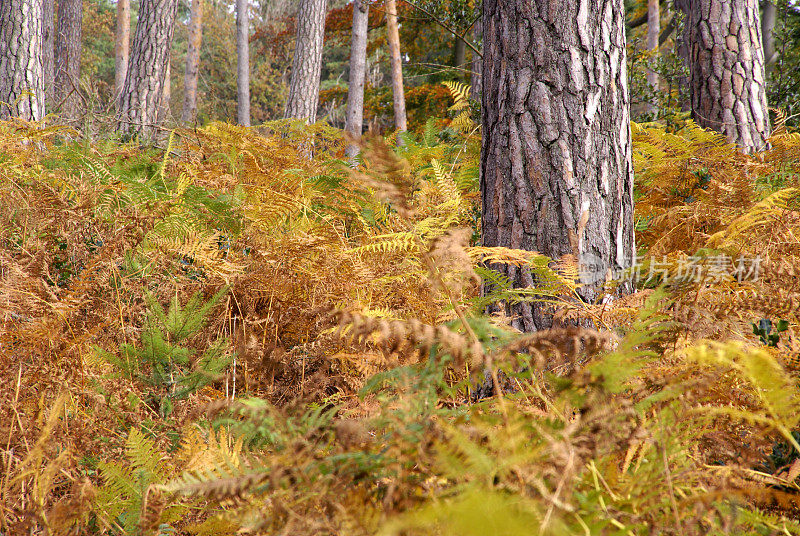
[285,0,327,123]
[0,0,45,121]
[647,0,660,113]
[54,0,83,121]
[115,0,130,99]
[345,0,369,158]
[236,0,250,126]
[182,0,203,124]
[453,36,466,69]
[386,0,407,133]
[481,0,635,333]
[116,0,179,139]
[681,0,770,152]
[762,1,777,67]
[470,18,482,101]
[43,0,55,108]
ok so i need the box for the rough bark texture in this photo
[647,0,660,112]
[236,0,250,126]
[761,1,777,67]
[182,0,203,124]
[43,0,55,107]
[386,0,407,132]
[116,0,179,139]
[470,18,482,101]
[345,0,369,158]
[0,0,45,121]
[115,0,130,99]
[481,0,635,332]
[284,0,327,123]
[54,0,83,121]
[159,60,171,122]
[682,0,770,152]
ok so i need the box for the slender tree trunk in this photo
[116,0,179,139]
[681,0,770,152]
[762,1,777,68]
[115,0,130,99]
[481,0,635,333]
[345,0,369,158]
[647,0,660,113]
[0,0,45,121]
[236,0,250,126]
[453,36,466,69]
[470,17,482,101]
[54,0,83,121]
[386,0,407,132]
[182,0,203,124]
[285,0,327,123]
[43,0,55,108]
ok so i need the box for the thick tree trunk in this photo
[385,0,407,133]
[762,1,777,67]
[481,0,635,333]
[160,59,171,122]
[54,0,83,121]
[345,0,369,158]
[647,0,660,113]
[43,0,55,108]
[115,0,130,99]
[0,0,45,121]
[682,0,770,152]
[470,18,482,101]
[116,0,179,139]
[182,0,203,124]
[236,0,250,126]
[284,0,327,123]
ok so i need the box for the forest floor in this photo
[2,112,800,534]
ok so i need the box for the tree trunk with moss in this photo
[481,0,635,332]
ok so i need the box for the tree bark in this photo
[54,0,83,121]
[453,36,466,69]
[481,0,635,333]
[43,0,55,108]
[345,0,369,158]
[0,0,45,121]
[115,0,130,100]
[386,0,407,132]
[237,0,250,126]
[284,0,327,123]
[647,0,660,113]
[116,0,179,139]
[761,1,777,67]
[681,0,770,153]
[470,17,482,101]
[159,59,171,122]
[182,0,203,124]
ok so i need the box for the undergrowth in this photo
[2,86,800,534]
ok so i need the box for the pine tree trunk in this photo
[385,0,407,132]
[115,0,130,99]
[762,1,777,67]
[182,0,203,124]
[470,18,482,101]
[54,0,83,121]
[236,0,250,126]
[682,0,770,152]
[285,0,327,123]
[159,59,171,122]
[43,0,55,108]
[647,0,660,113]
[345,0,369,158]
[0,0,45,121]
[481,0,635,332]
[116,0,178,139]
